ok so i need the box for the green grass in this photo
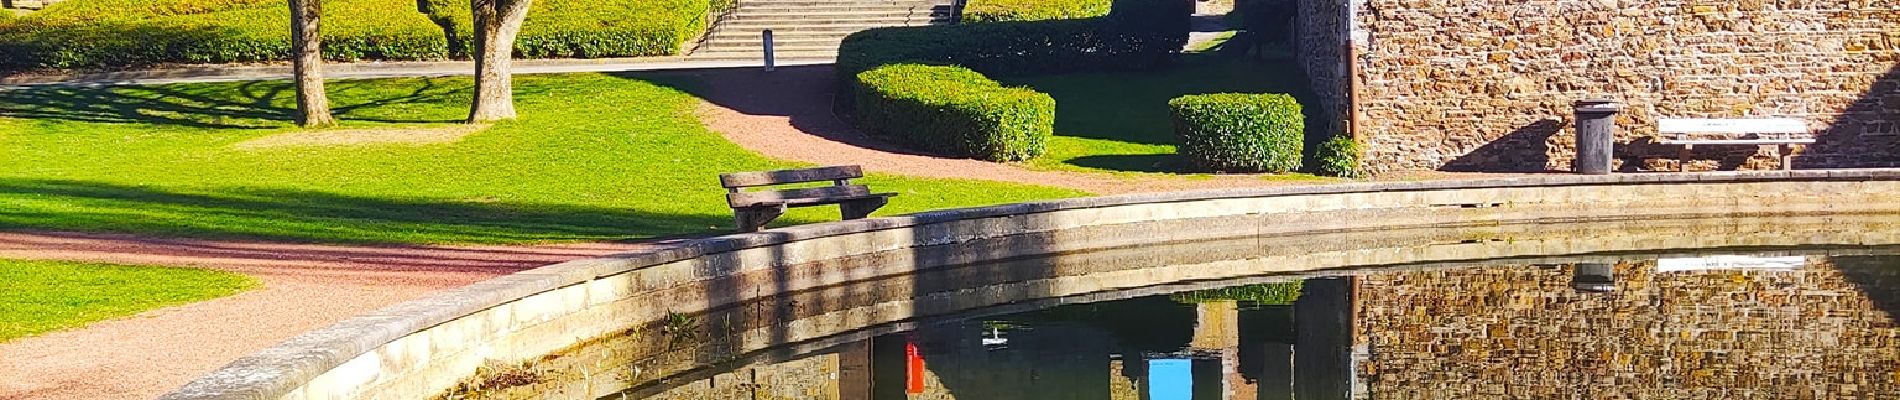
[994,56,1330,180]
[0,259,255,341]
[0,73,1086,244]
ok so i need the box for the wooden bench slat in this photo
[1658,138,1816,145]
[1658,118,1809,135]
[720,165,864,188]
[728,184,875,207]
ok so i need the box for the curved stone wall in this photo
[161,170,1900,400]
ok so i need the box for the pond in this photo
[442,217,1900,399]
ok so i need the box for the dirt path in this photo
[0,231,662,400]
[677,66,1338,195]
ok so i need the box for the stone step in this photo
[687,50,839,62]
[734,4,950,12]
[708,25,910,35]
[719,18,949,28]
[705,29,857,40]
[738,0,949,5]
[699,43,844,52]
[700,40,845,51]
[726,10,951,21]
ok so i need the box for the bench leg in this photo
[1678,144,1693,172]
[839,197,888,220]
[1779,144,1794,170]
[734,205,787,233]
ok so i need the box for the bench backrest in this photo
[720,165,869,208]
[1658,118,1809,136]
[720,165,865,189]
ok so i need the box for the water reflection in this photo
[628,254,1900,399]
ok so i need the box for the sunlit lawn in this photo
[0,73,1086,244]
[0,259,255,341]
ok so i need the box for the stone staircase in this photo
[687,0,956,62]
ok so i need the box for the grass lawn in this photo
[996,55,1330,180]
[0,73,1086,245]
[0,259,255,341]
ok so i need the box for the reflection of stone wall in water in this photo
[1351,259,1900,399]
[639,353,844,400]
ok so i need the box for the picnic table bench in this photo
[1657,118,1813,171]
[720,165,897,233]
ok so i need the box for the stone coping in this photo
[158,169,1900,400]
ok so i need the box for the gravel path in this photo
[0,231,663,400]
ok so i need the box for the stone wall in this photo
[1293,0,1353,136]
[1345,0,1899,173]
[1352,259,1900,399]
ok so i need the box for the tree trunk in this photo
[289,0,335,127]
[468,0,533,122]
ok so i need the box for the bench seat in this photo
[719,165,898,232]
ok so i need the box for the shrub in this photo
[1234,0,1295,44]
[1315,134,1361,177]
[0,0,447,69]
[1169,93,1304,172]
[1107,0,1191,51]
[853,64,1054,161]
[419,0,724,59]
[839,18,1178,80]
[962,0,1110,23]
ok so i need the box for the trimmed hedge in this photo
[419,0,727,58]
[962,0,1110,23]
[0,0,724,70]
[839,18,1181,80]
[0,0,447,69]
[1169,93,1304,173]
[1315,134,1361,177]
[853,64,1054,162]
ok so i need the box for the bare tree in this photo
[468,0,533,122]
[289,0,335,127]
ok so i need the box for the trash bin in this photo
[1573,99,1621,175]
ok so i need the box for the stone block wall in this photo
[1339,0,1899,173]
[1294,0,1353,136]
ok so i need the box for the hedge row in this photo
[0,0,723,69]
[1169,93,1305,173]
[839,0,1191,78]
[0,0,446,69]
[418,0,726,59]
[961,0,1110,23]
[853,64,1054,162]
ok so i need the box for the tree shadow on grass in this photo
[0,178,728,245]
[1067,154,1193,173]
[0,77,484,129]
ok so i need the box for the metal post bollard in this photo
[1571,263,1615,293]
[761,29,776,72]
[1573,99,1621,175]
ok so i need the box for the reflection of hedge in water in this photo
[1168,281,1303,305]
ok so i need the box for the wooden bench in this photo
[1657,118,1813,171]
[720,165,897,233]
